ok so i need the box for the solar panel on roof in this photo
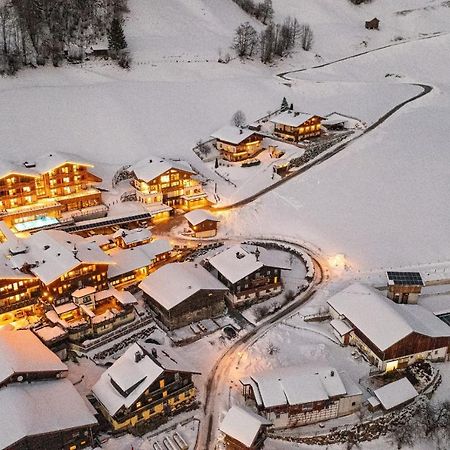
[387,271,423,286]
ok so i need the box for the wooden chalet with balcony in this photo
[130,156,209,211]
[206,244,291,308]
[0,152,105,231]
[211,126,263,162]
[92,342,200,433]
[327,283,450,372]
[0,328,97,450]
[139,262,228,330]
[271,111,323,142]
[240,366,362,429]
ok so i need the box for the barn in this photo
[327,283,450,372]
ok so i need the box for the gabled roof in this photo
[131,156,193,182]
[184,209,220,226]
[0,328,67,385]
[374,378,417,410]
[271,111,322,127]
[327,283,450,351]
[92,342,199,416]
[34,151,94,173]
[211,126,258,145]
[243,366,348,409]
[0,378,97,449]
[108,239,172,278]
[112,227,152,246]
[9,230,113,285]
[0,160,39,179]
[220,405,271,447]
[208,244,289,284]
[139,262,228,311]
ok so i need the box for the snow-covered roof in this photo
[0,159,39,179]
[94,287,137,305]
[219,405,271,447]
[0,328,67,385]
[271,111,321,127]
[374,378,417,410]
[0,378,97,449]
[72,286,96,298]
[327,283,450,351]
[53,302,78,315]
[34,151,94,173]
[211,126,258,145]
[419,294,450,316]
[131,156,193,182]
[330,318,353,336]
[9,229,112,285]
[108,239,172,278]
[244,366,348,409]
[113,227,152,245]
[139,262,227,311]
[33,325,67,343]
[208,244,289,284]
[92,343,163,416]
[184,209,220,226]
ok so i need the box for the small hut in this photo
[365,18,380,30]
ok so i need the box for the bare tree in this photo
[259,22,275,63]
[388,419,417,449]
[233,22,258,58]
[256,0,273,25]
[300,23,314,51]
[231,110,247,127]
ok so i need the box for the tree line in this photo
[233,17,313,64]
[232,0,274,24]
[0,0,128,74]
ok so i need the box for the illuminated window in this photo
[63,187,71,195]
[23,186,31,192]
[63,177,70,183]
[160,175,170,183]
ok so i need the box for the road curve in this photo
[195,239,326,450]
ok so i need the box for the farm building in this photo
[139,262,228,330]
[130,156,209,210]
[206,244,291,307]
[184,209,220,238]
[211,126,263,162]
[271,111,323,142]
[327,283,450,372]
[386,271,424,304]
[240,366,362,429]
[219,405,271,450]
[92,342,200,433]
[112,227,152,249]
[371,377,418,411]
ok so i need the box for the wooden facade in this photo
[132,167,208,210]
[216,134,263,162]
[0,162,103,228]
[365,18,380,30]
[224,433,267,450]
[212,265,283,308]
[273,115,322,142]
[187,218,218,238]
[143,288,226,330]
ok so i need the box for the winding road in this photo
[195,33,440,449]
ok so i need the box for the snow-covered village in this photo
[1,1,450,450]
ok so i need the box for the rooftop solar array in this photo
[61,213,153,233]
[387,271,424,286]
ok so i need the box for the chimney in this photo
[135,351,143,363]
[149,159,153,163]
[239,129,243,134]
[254,247,260,262]
[72,245,78,259]
[294,112,299,117]
[194,263,198,268]
[151,348,158,359]
[330,370,335,377]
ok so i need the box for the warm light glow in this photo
[328,253,346,269]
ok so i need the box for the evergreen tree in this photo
[108,17,127,53]
[281,97,289,111]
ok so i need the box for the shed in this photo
[373,378,417,411]
[365,18,380,30]
[184,209,220,238]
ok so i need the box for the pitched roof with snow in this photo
[108,239,172,278]
[0,378,97,449]
[211,126,258,145]
[271,111,321,127]
[327,283,450,351]
[208,244,289,284]
[92,342,199,416]
[184,209,220,226]
[8,229,113,285]
[139,262,227,311]
[113,227,152,246]
[0,160,39,179]
[374,378,417,410]
[131,156,193,182]
[0,328,67,385]
[243,366,348,409]
[219,405,271,447]
[34,151,94,173]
